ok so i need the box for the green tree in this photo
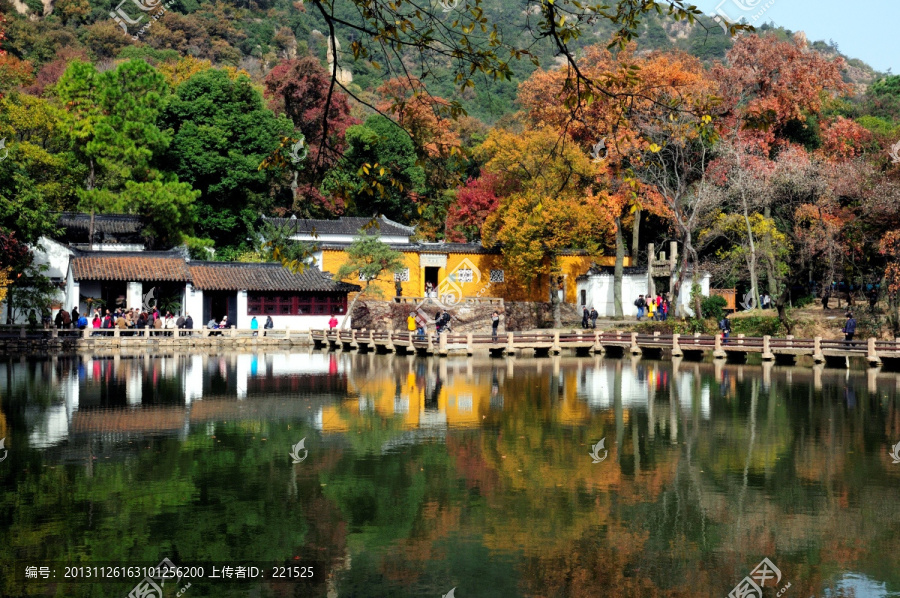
[78,181,201,249]
[335,233,405,329]
[322,115,425,224]
[57,59,171,192]
[56,60,199,248]
[162,69,294,249]
[0,92,82,243]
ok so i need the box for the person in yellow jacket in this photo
[646,298,655,320]
[407,312,417,332]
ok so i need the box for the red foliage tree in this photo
[819,117,874,162]
[444,174,504,242]
[263,56,358,214]
[713,33,849,150]
[24,47,90,97]
[0,228,32,273]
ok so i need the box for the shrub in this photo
[701,295,728,321]
[794,294,816,308]
[730,316,784,337]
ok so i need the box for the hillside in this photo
[0,0,881,122]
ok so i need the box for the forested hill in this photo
[1,0,880,123]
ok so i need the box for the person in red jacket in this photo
[328,314,338,329]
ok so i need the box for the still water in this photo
[1,351,899,597]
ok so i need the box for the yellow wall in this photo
[321,249,627,304]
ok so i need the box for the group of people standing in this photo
[43,305,196,335]
[581,307,599,329]
[635,294,671,321]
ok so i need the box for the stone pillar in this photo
[630,332,641,355]
[672,333,683,357]
[761,335,774,361]
[593,331,603,354]
[813,337,824,363]
[466,332,474,355]
[713,332,726,359]
[867,337,881,367]
[552,330,561,354]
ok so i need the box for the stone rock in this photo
[350,299,581,332]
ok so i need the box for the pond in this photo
[1,351,899,597]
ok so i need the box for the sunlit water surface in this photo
[2,351,899,597]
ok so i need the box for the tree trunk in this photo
[340,285,366,330]
[614,216,624,318]
[552,276,562,328]
[763,206,778,297]
[741,196,760,310]
[631,209,641,265]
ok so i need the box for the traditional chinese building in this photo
[263,215,625,304]
[64,251,358,329]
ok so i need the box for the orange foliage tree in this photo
[480,128,614,325]
[518,45,718,315]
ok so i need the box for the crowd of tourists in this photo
[33,305,198,336]
[634,294,672,321]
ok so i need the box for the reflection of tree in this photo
[5,357,900,596]
[0,420,345,597]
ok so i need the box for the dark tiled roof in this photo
[318,241,501,254]
[188,262,361,292]
[57,212,143,235]
[71,251,191,281]
[262,215,415,237]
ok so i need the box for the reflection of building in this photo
[266,215,625,304]
[6,353,350,447]
[576,360,710,418]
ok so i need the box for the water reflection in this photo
[1,352,900,597]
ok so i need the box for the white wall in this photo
[92,243,145,252]
[34,237,72,280]
[244,314,341,332]
[290,233,409,245]
[126,282,143,311]
[577,271,711,318]
[183,283,203,322]
[236,290,249,328]
[192,288,349,331]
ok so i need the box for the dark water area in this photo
[1,351,899,597]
